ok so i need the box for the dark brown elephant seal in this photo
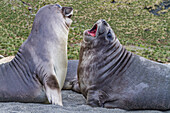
[0,4,73,106]
[78,19,170,110]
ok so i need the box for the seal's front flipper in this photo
[44,75,62,106]
[72,80,80,93]
[86,90,108,107]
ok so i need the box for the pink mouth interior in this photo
[88,24,97,37]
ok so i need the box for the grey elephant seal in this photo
[78,19,170,110]
[0,4,73,106]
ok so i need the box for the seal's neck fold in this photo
[94,39,134,84]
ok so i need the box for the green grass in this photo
[0,0,170,63]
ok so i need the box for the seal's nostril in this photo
[101,19,105,22]
[102,19,108,26]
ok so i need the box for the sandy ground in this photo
[0,90,169,113]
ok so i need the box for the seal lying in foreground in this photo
[78,19,170,110]
[0,4,73,106]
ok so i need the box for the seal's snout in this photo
[101,19,108,26]
[61,6,73,28]
[55,4,73,18]
[85,19,108,38]
[62,7,73,18]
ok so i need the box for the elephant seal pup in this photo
[78,19,170,110]
[0,4,73,106]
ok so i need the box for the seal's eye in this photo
[107,30,113,41]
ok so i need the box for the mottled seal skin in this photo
[78,19,170,110]
[0,4,73,106]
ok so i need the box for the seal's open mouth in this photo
[87,24,97,37]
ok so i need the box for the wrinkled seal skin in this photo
[78,19,170,110]
[0,4,73,106]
